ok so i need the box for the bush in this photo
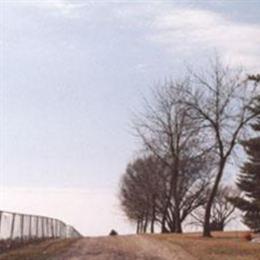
[243,232,252,241]
[109,230,118,236]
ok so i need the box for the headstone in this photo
[252,233,260,243]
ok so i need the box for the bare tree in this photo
[131,81,212,233]
[181,59,259,236]
[191,186,238,231]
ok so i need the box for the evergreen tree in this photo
[230,93,260,231]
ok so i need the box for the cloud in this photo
[109,2,260,70]
[17,0,89,18]
[14,1,260,71]
[149,7,260,71]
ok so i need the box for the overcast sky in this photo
[0,0,259,236]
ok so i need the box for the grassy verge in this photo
[0,238,79,260]
[155,231,260,260]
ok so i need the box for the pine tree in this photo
[230,93,260,231]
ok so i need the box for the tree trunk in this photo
[161,202,169,233]
[173,171,182,233]
[167,217,175,233]
[143,211,149,233]
[161,219,168,233]
[203,161,225,237]
[140,219,144,233]
[175,217,182,233]
[150,206,155,233]
[166,207,176,232]
[174,199,182,233]
[150,219,154,233]
[136,220,140,234]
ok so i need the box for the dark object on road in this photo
[109,230,118,236]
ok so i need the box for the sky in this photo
[0,0,260,236]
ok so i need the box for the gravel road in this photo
[55,235,196,260]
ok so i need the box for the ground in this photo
[0,232,259,260]
[155,232,260,260]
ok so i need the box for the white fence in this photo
[0,210,81,240]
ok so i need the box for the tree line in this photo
[119,59,260,237]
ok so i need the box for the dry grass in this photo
[1,232,259,260]
[154,231,260,260]
[0,238,78,260]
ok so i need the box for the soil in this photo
[54,235,196,260]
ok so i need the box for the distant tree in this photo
[120,152,211,234]
[191,186,238,231]
[248,74,260,83]
[229,92,260,232]
[119,156,163,233]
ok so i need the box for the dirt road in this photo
[55,235,195,260]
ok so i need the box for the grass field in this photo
[155,231,260,260]
[0,232,259,259]
[0,239,78,260]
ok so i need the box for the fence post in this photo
[63,223,66,238]
[60,222,62,238]
[42,217,45,238]
[48,218,51,237]
[58,221,61,238]
[46,218,49,238]
[55,220,58,238]
[62,223,64,238]
[28,215,32,239]
[46,218,48,238]
[47,218,50,237]
[0,211,2,236]
[10,213,16,239]
[36,216,39,238]
[20,214,24,241]
[53,219,55,238]
[51,219,54,238]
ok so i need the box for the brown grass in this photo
[0,238,78,260]
[155,231,260,260]
[1,232,259,260]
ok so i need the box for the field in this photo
[0,232,259,259]
[155,231,260,260]
[0,239,78,260]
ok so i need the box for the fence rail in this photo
[0,210,81,240]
